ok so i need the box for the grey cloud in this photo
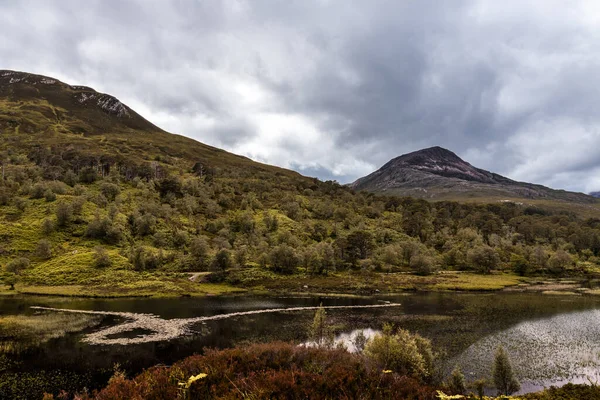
[3,0,600,192]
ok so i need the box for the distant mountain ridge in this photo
[351,147,596,203]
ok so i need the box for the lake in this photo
[2,292,600,398]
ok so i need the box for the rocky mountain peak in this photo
[351,146,595,203]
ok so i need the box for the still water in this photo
[2,292,600,397]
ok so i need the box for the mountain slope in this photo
[351,146,596,203]
[0,69,301,178]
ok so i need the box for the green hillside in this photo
[2,70,600,297]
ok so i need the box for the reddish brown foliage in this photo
[87,342,436,400]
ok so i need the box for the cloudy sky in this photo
[2,0,600,193]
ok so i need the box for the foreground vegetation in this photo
[35,330,600,400]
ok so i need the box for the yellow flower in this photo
[184,373,207,388]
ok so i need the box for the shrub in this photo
[79,167,98,184]
[172,230,189,249]
[35,239,52,260]
[447,366,466,395]
[30,183,46,199]
[269,244,299,274]
[41,218,55,235]
[308,304,333,347]
[85,217,123,244]
[411,254,438,276]
[189,237,209,268]
[6,257,30,274]
[128,246,161,271]
[211,249,232,272]
[44,189,56,202]
[93,247,112,268]
[90,342,437,400]
[55,202,73,227]
[467,245,499,273]
[364,324,434,382]
[99,182,121,201]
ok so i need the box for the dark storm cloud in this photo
[3,0,600,192]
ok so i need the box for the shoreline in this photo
[3,272,598,299]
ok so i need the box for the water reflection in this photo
[452,308,600,394]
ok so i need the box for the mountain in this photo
[351,146,596,203]
[0,69,300,178]
[590,192,600,198]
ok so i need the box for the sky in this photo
[2,0,600,193]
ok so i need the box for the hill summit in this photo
[351,146,595,203]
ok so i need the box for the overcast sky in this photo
[2,0,600,193]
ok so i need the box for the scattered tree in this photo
[492,345,520,396]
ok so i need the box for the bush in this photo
[99,182,121,201]
[467,245,499,273]
[447,366,466,395]
[269,244,299,274]
[6,257,30,274]
[79,167,98,184]
[35,239,52,259]
[93,247,112,268]
[364,324,434,382]
[55,202,73,227]
[211,249,232,272]
[128,246,161,271]
[41,218,55,235]
[189,237,209,268]
[44,189,56,202]
[411,254,438,276]
[30,183,46,199]
[85,217,123,244]
[89,342,437,400]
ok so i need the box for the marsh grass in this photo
[0,312,102,353]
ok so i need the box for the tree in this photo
[448,366,466,395]
[35,239,52,260]
[55,202,73,227]
[1,272,17,290]
[492,345,520,396]
[93,247,112,268]
[212,249,232,272]
[6,257,30,274]
[270,244,299,274]
[309,303,332,347]
[345,230,374,263]
[189,237,210,269]
[510,253,531,276]
[467,245,499,273]
[548,250,573,275]
[100,182,121,201]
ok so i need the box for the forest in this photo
[1,137,600,295]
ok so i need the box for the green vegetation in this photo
[3,75,600,298]
[493,346,520,396]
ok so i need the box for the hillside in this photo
[1,71,600,298]
[0,70,301,179]
[351,146,596,204]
